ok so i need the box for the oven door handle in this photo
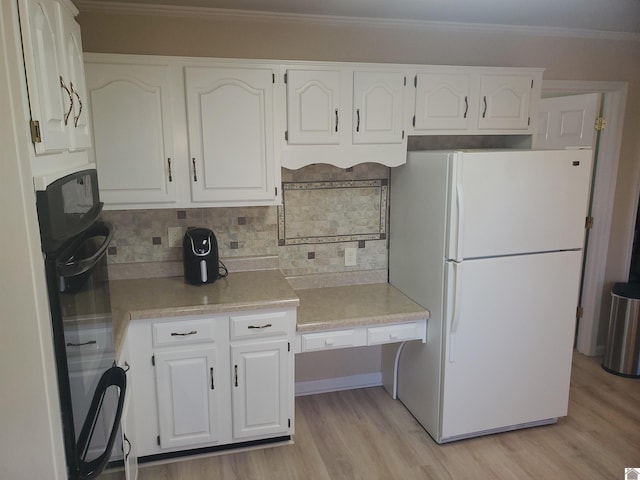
[57,222,113,278]
[76,365,127,480]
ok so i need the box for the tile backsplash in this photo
[103,163,390,277]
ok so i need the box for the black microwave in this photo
[36,169,103,252]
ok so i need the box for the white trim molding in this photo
[75,1,640,42]
[295,372,382,397]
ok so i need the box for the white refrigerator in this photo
[388,149,592,443]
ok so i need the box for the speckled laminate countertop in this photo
[110,269,299,355]
[295,283,429,333]
[109,269,429,356]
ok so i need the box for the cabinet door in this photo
[56,4,91,151]
[154,347,220,449]
[231,340,290,439]
[86,63,176,205]
[352,71,404,144]
[286,69,341,145]
[478,74,533,130]
[185,66,277,204]
[414,73,471,131]
[18,0,67,153]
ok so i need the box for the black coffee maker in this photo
[183,227,220,285]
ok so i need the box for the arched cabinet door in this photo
[18,0,67,153]
[352,71,405,144]
[413,73,472,131]
[285,69,341,145]
[186,66,278,204]
[85,62,177,206]
[478,74,534,131]
[57,3,91,151]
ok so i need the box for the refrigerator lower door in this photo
[440,250,582,442]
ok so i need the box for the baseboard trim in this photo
[295,372,382,397]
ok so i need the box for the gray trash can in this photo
[602,282,640,378]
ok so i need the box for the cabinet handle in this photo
[247,323,272,330]
[70,82,82,127]
[482,96,487,118]
[122,361,130,373]
[170,330,197,336]
[60,76,73,126]
[463,96,468,119]
[356,108,360,132]
[234,365,238,387]
[210,367,214,390]
[66,340,97,347]
[192,158,198,182]
[123,432,132,461]
[335,108,339,132]
[167,158,172,182]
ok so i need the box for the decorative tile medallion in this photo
[278,179,388,246]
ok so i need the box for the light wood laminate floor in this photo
[133,353,640,479]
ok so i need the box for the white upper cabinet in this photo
[286,70,341,145]
[411,68,542,135]
[56,3,91,151]
[19,0,68,153]
[352,71,405,144]
[282,66,408,169]
[185,66,278,204]
[478,74,535,131]
[414,72,472,131]
[18,0,91,154]
[85,62,177,205]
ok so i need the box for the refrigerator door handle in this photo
[449,262,463,363]
[455,183,464,261]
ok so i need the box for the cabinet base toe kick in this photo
[138,435,292,465]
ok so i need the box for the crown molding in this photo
[74,0,640,43]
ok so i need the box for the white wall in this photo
[0,1,66,478]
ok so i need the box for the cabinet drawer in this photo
[367,322,419,345]
[300,329,361,352]
[65,324,114,358]
[230,310,292,340]
[152,318,216,347]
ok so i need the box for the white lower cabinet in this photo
[127,308,295,458]
[231,339,291,440]
[154,346,221,449]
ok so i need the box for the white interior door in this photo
[441,251,582,440]
[534,91,604,356]
[533,93,599,149]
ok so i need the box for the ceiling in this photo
[80,0,640,36]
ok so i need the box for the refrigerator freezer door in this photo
[447,149,592,261]
[440,250,582,441]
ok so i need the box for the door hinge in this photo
[531,79,534,89]
[404,76,407,86]
[412,115,416,128]
[30,120,41,143]
[595,116,607,131]
[285,131,288,141]
[151,355,155,366]
[288,342,291,352]
[576,306,584,318]
[585,216,594,229]
[272,73,275,84]
[284,73,287,84]
[157,435,160,446]
[402,130,405,140]
[527,117,531,126]
[414,75,417,88]
[275,186,278,196]
[288,418,291,428]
